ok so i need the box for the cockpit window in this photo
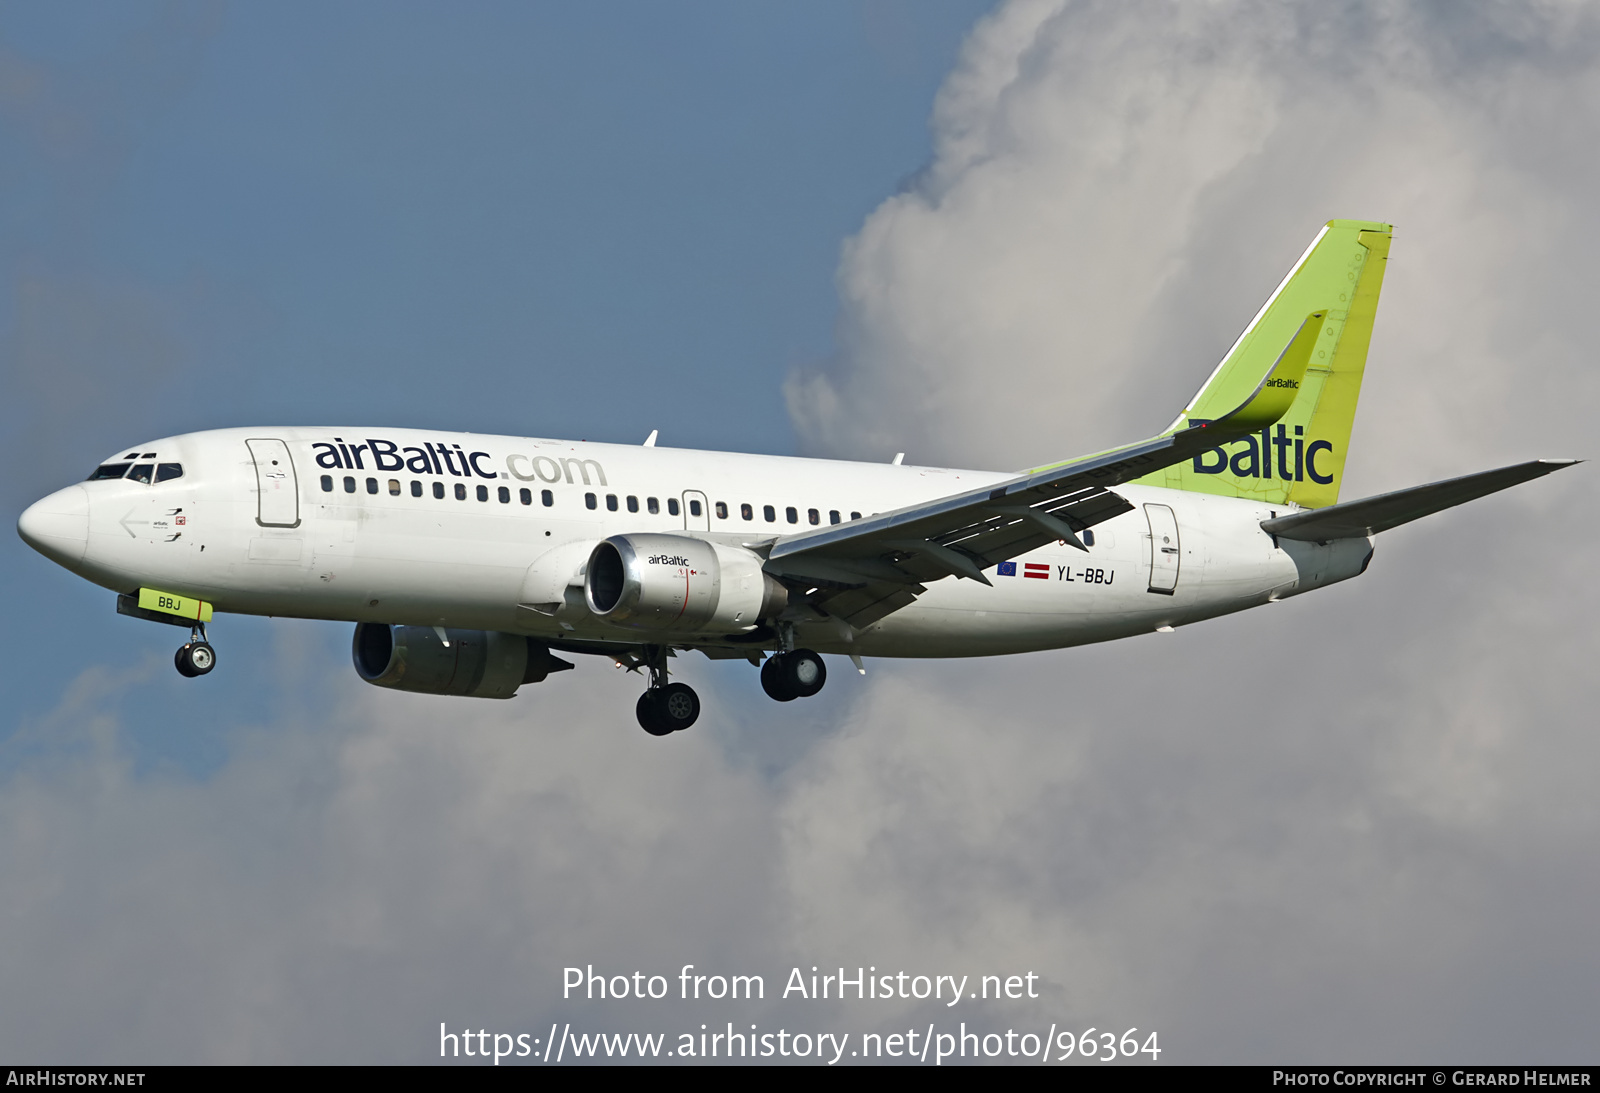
[127,464,154,485]
[87,463,132,481]
[155,463,183,483]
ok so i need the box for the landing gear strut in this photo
[760,648,826,702]
[635,645,700,736]
[174,621,216,678]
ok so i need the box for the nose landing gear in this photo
[635,645,700,736]
[174,622,216,678]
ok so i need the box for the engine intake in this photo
[352,623,572,699]
[585,533,786,632]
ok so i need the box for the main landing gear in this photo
[636,645,700,736]
[760,648,826,702]
[174,621,216,678]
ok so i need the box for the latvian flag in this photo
[1023,563,1050,579]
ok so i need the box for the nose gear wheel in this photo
[175,641,216,677]
[174,621,215,678]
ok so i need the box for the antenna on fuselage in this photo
[643,430,658,447]
[891,452,904,465]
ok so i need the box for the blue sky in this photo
[1,1,988,771]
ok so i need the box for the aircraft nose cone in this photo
[18,485,90,567]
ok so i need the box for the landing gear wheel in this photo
[761,650,826,702]
[761,654,797,702]
[786,648,826,698]
[656,682,700,731]
[175,641,216,678]
[636,692,674,736]
[636,683,700,735]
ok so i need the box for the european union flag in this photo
[997,561,1017,577]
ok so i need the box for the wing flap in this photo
[820,582,925,629]
[939,486,1134,560]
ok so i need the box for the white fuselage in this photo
[21,427,1374,658]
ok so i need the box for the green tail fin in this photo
[1135,219,1392,508]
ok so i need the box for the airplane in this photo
[15,219,1578,736]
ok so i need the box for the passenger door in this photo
[1144,502,1180,595]
[247,438,301,528]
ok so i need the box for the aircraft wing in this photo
[764,312,1331,628]
[1260,458,1579,542]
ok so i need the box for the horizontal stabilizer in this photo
[1260,459,1579,542]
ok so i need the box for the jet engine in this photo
[584,533,787,632]
[352,623,572,699]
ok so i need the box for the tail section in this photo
[1136,219,1392,508]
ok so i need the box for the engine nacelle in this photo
[584,533,787,632]
[352,623,572,699]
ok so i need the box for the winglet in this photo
[1021,312,1326,479]
[1197,311,1327,435]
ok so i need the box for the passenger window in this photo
[476,484,488,502]
[388,479,400,496]
[715,501,727,519]
[668,498,680,516]
[542,489,554,507]
[519,488,532,505]
[763,505,775,522]
[498,486,510,503]
[1083,529,1095,547]
[808,508,819,525]
[689,499,702,517]
[741,503,753,521]
[829,510,840,525]
[128,464,154,485]
[411,481,423,497]
[156,463,183,483]
[647,497,659,515]
[455,483,467,500]
[366,477,378,494]
[850,511,861,520]
[321,475,334,492]
[433,482,445,499]
[627,495,639,513]
[87,463,132,481]
[786,506,798,524]
[606,494,618,511]
[344,476,357,493]
[585,493,597,510]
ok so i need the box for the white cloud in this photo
[789,0,1600,479]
